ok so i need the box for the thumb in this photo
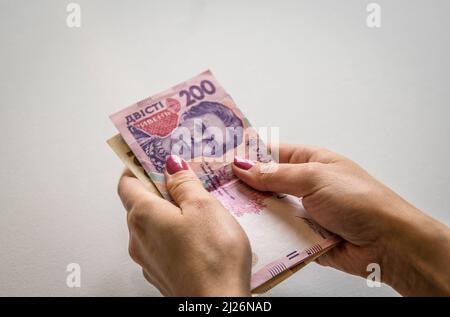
[165,155,211,209]
[232,157,323,197]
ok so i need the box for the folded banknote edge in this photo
[251,241,340,295]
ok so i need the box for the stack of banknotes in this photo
[107,70,340,293]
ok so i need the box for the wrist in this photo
[379,204,450,296]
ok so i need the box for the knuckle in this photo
[167,180,189,198]
[142,270,155,285]
[167,174,205,202]
[184,195,212,210]
[166,172,197,188]
[257,166,274,191]
[223,230,247,248]
[127,206,147,229]
[307,144,329,155]
[128,240,141,265]
[117,173,130,198]
[169,173,198,186]
[304,162,322,178]
[117,180,127,201]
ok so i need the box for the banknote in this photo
[107,133,160,194]
[109,70,340,291]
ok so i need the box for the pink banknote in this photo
[110,70,339,290]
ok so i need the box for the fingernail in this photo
[166,155,189,175]
[233,157,255,170]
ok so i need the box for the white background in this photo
[0,0,449,296]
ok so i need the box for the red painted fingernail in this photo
[233,157,255,170]
[166,155,189,175]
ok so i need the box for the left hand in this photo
[117,155,252,296]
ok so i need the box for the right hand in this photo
[232,144,450,296]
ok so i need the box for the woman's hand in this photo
[118,155,252,296]
[232,144,450,296]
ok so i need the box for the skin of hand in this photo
[117,155,252,296]
[232,144,450,296]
